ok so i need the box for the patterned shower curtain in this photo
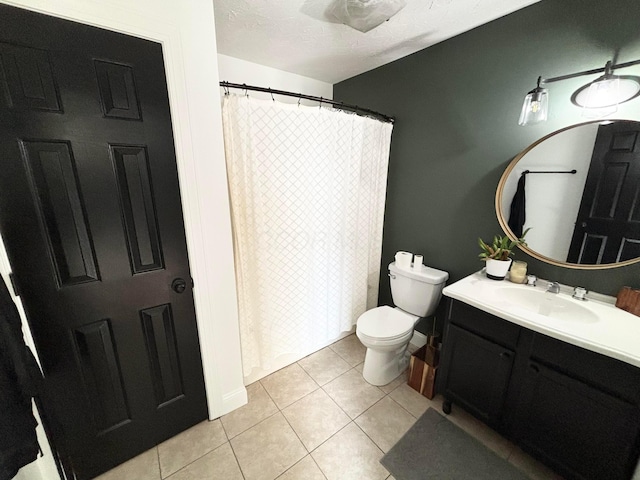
[222,94,393,377]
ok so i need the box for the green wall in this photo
[335,0,640,316]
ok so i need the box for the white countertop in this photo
[442,271,640,369]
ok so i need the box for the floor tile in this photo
[446,405,515,459]
[166,442,242,480]
[379,370,408,394]
[231,412,306,480]
[277,455,326,480]
[158,420,227,478]
[261,363,318,409]
[355,396,416,453]
[508,446,564,480]
[354,362,364,373]
[388,384,438,418]
[312,422,388,480]
[94,448,159,480]
[329,334,366,366]
[298,347,350,386]
[221,381,279,438]
[282,389,350,451]
[323,369,384,419]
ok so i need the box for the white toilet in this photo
[356,261,448,386]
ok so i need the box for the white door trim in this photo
[0,0,246,422]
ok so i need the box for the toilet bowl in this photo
[356,261,448,386]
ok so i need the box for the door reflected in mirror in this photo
[496,120,640,269]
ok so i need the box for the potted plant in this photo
[478,229,529,280]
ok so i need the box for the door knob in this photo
[171,278,187,293]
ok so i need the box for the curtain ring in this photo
[270,89,275,102]
[319,97,323,109]
[243,83,248,97]
[297,96,301,107]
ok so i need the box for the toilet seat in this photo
[357,306,416,341]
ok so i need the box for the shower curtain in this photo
[222,94,393,377]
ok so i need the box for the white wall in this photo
[0,1,245,478]
[217,54,333,104]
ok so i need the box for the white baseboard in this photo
[217,386,248,418]
[410,330,428,348]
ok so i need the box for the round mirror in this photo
[496,120,640,269]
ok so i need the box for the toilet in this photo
[356,261,448,386]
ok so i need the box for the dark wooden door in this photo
[512,361,640,480]
[567,121,640,264]
[440,324,515,427]
[0,5,207,479]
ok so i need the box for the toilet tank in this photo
[389,262,449,317]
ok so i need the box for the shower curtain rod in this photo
[220,81,395,124]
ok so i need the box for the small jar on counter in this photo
[509,260,527,284]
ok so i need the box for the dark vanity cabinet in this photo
[440,301,519,427]
[439,299,640,480]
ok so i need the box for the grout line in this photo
[279,403,313,454]
[385,388,419,420]
[308,454,328,480]
[218,414,231,440]
[155,446,162,480]
[159,422,229,479]
[351,399,392,457]
[226,439,247,480]
[229,408,281,440]
[307,420,355,453]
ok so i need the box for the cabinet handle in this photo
[500,352,511,360]
[529,363,540,373]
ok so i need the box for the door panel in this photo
[568,122,640,264]
[21,139,100,286]
[0,5,207,479]
[111,144,165,274]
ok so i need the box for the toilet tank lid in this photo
[389,262,449,284]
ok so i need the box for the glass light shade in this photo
[518,88,549,126]
[576,76,640,118]
[329,0,407,33]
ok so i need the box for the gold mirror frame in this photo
[495,120,640,270]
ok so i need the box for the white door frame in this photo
[0,0,247,422]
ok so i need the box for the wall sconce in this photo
[519,59,640,126]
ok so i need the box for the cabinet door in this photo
[514,361,640,480]
[441,324,515,426]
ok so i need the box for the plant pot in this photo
[485,258,512,280]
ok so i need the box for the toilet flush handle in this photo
[388,273,396,279]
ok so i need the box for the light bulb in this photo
[518,87,548,126]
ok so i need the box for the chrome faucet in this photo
[546,281,561,294]
[526,275,537,287]
[572,286,588,301]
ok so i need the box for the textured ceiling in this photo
[213,0,540,84]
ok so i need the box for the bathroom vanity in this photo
[440,272,640,480]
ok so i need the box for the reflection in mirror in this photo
[496,120,640,269]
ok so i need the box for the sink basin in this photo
[494,286,599,323]
[443,271,640,368]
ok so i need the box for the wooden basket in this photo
[616,286,640,317]
[408,342,439,400]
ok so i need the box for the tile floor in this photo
[96,334,563,480]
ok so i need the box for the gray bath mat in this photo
[381,408,530,480]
